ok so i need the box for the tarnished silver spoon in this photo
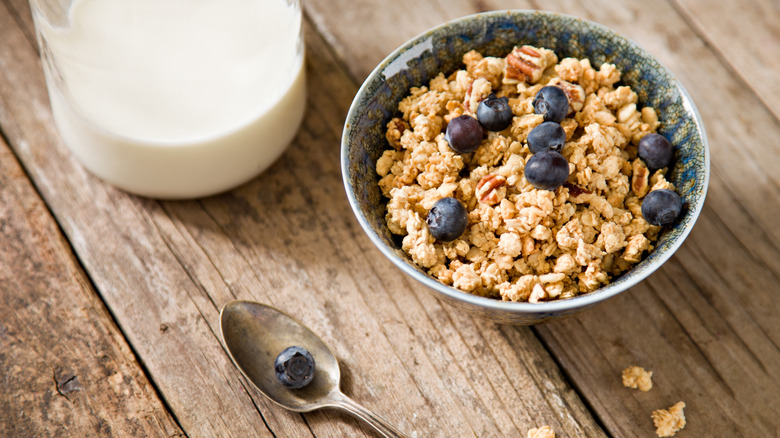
[220,300,407,438]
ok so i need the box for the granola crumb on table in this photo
[527,425,555,438]
[622,365,654,392]
[378,45,675,302]
[652,401,687,437]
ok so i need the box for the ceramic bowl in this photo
[341,10,709,324]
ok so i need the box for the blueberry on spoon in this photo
[275,346,315,389]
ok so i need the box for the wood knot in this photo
[54,368,82,401]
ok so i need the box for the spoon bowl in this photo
[219,300,406,437]
[220,300,339,411]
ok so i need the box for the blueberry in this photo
[527,121,566,154]
[445,115,483,154]
[524,150,570,191]
[476,94,513,131]
[426,197,468,242]
[533,86,569,123]
[274,346,315,389]
[641,189,683,226]
[638,133,674,170]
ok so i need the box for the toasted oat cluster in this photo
[652,402,687,437]
[377,45,675,302]
[622,365,654,392]
[527,425,555,438]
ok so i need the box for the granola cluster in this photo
[377,45,674,302]
[527,425,555,438]
[652,402,687,437]
[622,365,654,392]
[621,365,687,436]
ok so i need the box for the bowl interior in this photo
[342,10,708,322]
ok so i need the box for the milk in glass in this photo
[33,0,305,198]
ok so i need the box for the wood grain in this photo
[1,1,605,437]
[673,0,780,119]
[0,120,181,436]
[4,0,780,436]
[0,1,303,436]
[522,1,780,437]
[304,0,780,436]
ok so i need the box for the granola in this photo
[527,425,555,438]
[622,365,653,392]
[377,45,674,302]
[651,401,687,437]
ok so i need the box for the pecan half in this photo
[476,174,507,205]
[505,45,548,83]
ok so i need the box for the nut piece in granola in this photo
[476,174,507,205]
[651,401,686,437]
[527,425,555,438]
[622,365,653,391]
[505,45,557,83]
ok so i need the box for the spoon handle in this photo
[329,392,407,438]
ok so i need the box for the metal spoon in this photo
[220,300,407,438]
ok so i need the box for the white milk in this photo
[35,0,305,198]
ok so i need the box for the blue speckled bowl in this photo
[341,10,709,325]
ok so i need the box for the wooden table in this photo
[2,0,779,436]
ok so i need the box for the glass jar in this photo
[29,0,306,198]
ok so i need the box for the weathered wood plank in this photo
[672,0,780,121]
[1,2,606,438]
[305,1,459,84]
[523,1,780,436]
[305,0,780,436]
[0,127,181,436]
[0,1,304,436]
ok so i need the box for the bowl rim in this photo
[341,9,710,314]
